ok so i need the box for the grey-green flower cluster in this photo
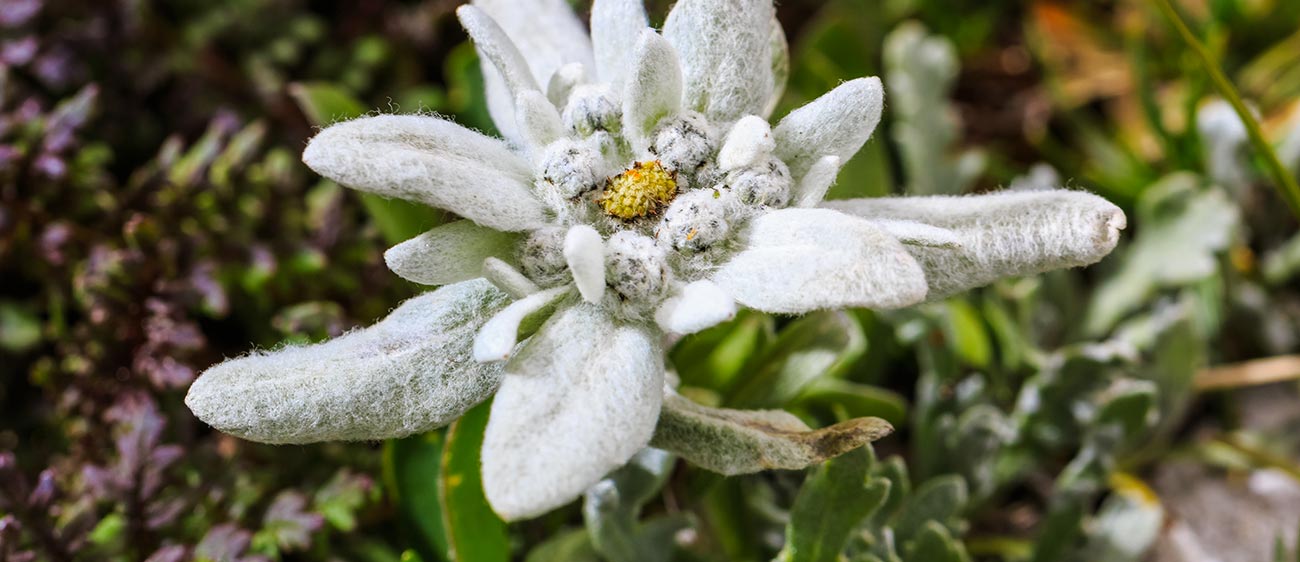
[185,0,1126,521]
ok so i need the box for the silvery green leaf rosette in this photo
[185,0,1126,520]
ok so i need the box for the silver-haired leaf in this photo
[591,0,649,90]
[711,208,929,314]
[481,304,664,521]
[624,30,684,151]
[663,0,775,124]
[384,221,521,286]
[824,189,1126,300]
[774,77,884,181]
[765,16,789,118]
[302,114,545,232]
[185,279,511,444]
[651,390,893,476]
[471,0,594,143]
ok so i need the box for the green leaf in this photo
[1086,174,1238,333]
[728,311,866,409]
[891,474,968,548]
[938,299,992,370]
[289,81,367,125]
[0,301,42,352]
[524,529,601,562]
[357,192,448,245]
[905,522,971,562]
[439,400,509,562]
[868,455,912,531]
[798,378,909,426]
[778,447,890,562]
[671,310,773,392]
[1029,500,1085,562]
[584,449,680,562]
[383,433,450,562]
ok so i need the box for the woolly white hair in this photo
[187,0,1128,523]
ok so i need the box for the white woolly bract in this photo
[764,18,789,118]
[482,256,540,299]
[870,219,963,249]
[664,0,775,125]
[473,285,569,362]
[471,0,593,144]
[655,280,736,335]
[383,221,520,286]
[591,0,648,90]
[624,30,684,151]
[301,114,545,232]
[792,155,841,208]
[564,225,606,303]
[718,116,775,171]
[650,390,894,476]
[823,189,1127,299]
[515,90,564,152]
[482,304,664,520]
[458,6,540,103]
[710,208,929,313]
[184,279,510,444]
[773,77,884,180]
[546,62,587,109]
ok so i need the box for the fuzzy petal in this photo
[792,155,842,208]
[655,280,736,335]
[482,304,664,520]
[302,114,545,232]
[482,257,540,299]
[473,0,594,142]
[458,6,540,103]
[718,115,775,172]
[565,224,606,303]
[547,62,588,110]
[185,279,510,444]
[623,30,684,151]
[870,219,962,249]
[823,190,1126,299]
[515,90,565,152]
[473,286,569,362]
[592,0,649,89]
[663,0,774,124]
[711,208,928,313]
[650,390,894,475]
[384,221,521,286]
[764,17,789,118]
[774,77,884,181]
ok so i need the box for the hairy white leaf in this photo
[591,0,649,90]
[655,280,736,335]
[185,279,510,444]
[384,221,520,286]
[824,189,1126,300]
[663,0,774,124]
[482,304,663,520]
[624,30,684,151]
[774,77,884,181]
[711,208,929,313]
[302,114,545,231]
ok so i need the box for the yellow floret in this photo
[600,160,678,219]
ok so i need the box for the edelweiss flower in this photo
[185,0,1127,520]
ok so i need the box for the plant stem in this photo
[1154,0,1300,220]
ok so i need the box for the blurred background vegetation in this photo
[2,0,1300,560]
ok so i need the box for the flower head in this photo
[186,0,1126,520]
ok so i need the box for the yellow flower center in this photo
[599,160,678,220]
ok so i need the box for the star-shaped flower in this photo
[185,0,1126,520]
